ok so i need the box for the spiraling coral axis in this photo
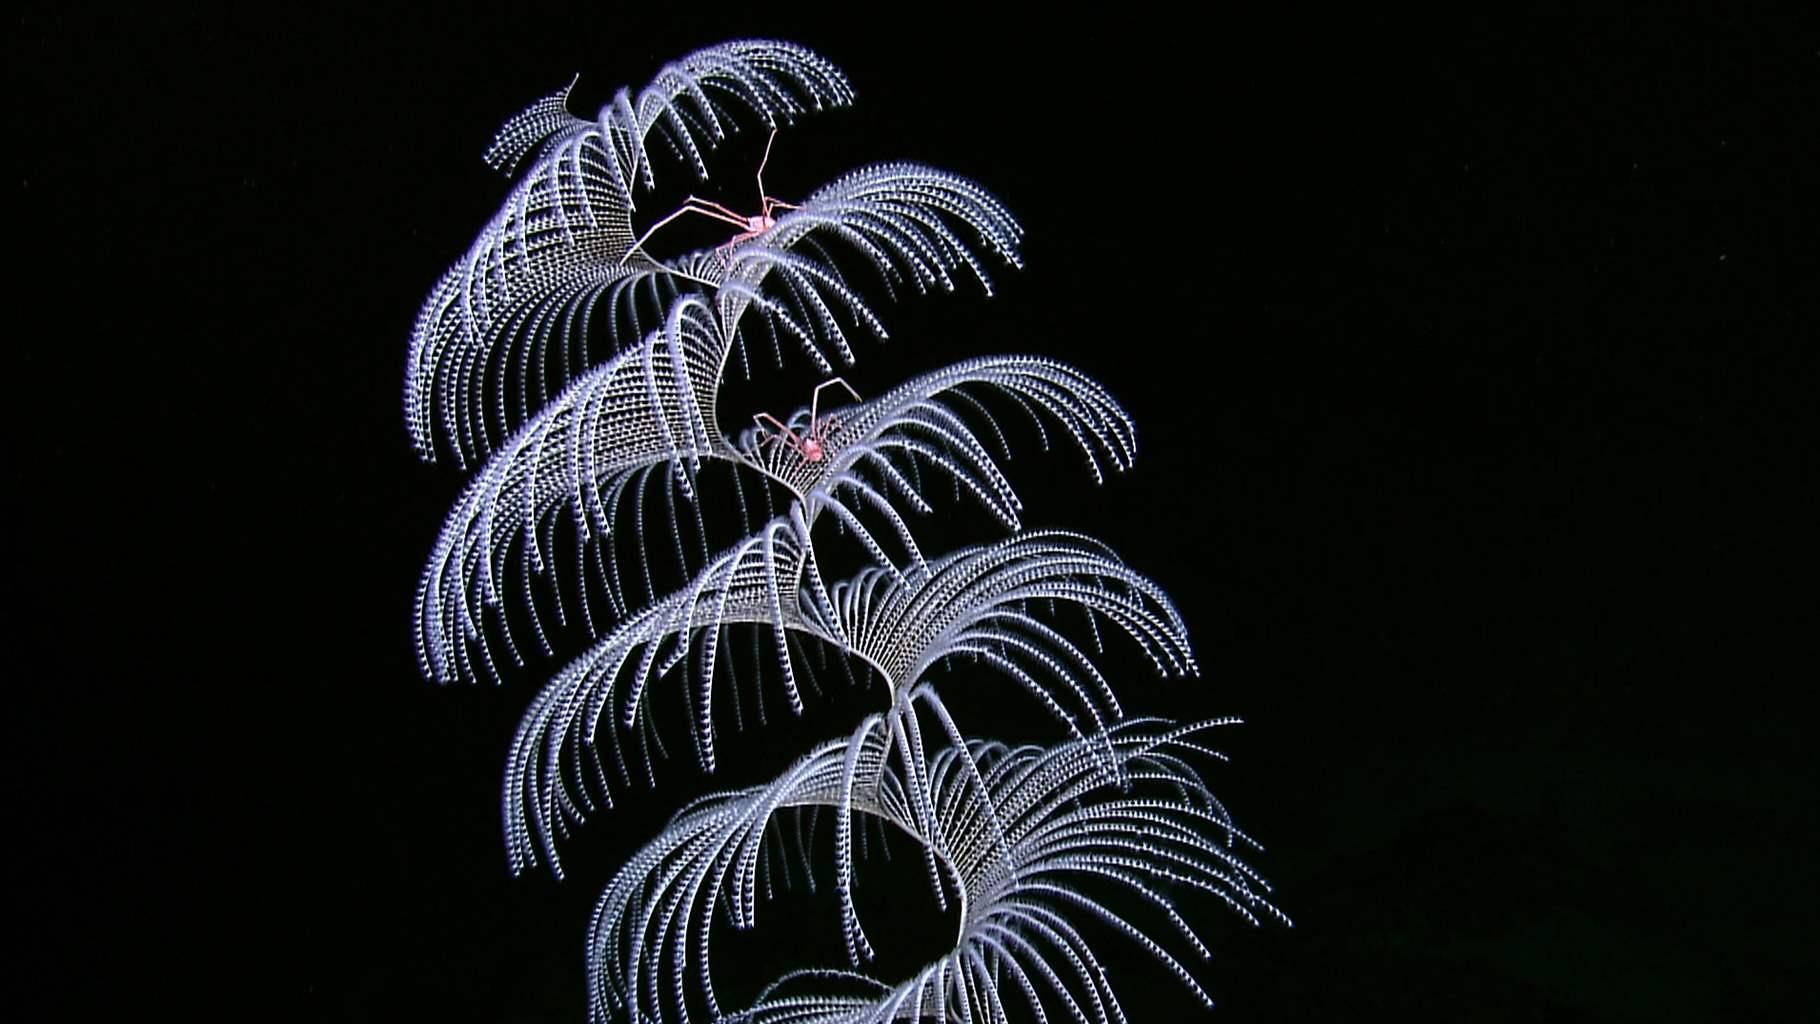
[405,38,1287,1022]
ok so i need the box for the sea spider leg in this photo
[621,197,749,266]
[754,128,800,222]
[808,377,862,428]
[619,129,798,267]
[752,411,808,459]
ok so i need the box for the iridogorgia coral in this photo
[405,39,1287,1022]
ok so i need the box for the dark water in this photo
[14,7,1808,1021]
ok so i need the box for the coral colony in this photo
[405,40,1286,1023]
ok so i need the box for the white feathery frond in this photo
[406,41,856,467]
[587,716,1285,1024]
[417,347,1128,688]
[504,530,1194,879]
[413,296,730,688]
[814,531,1196,725]
[751,355,1136,524]
[710,163,1026,367]
[591,161,1027,389]
[504,514,818,878]
[610,40,855,189]
[483,74,582,177]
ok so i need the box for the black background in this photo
[11,6,1813,1021]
